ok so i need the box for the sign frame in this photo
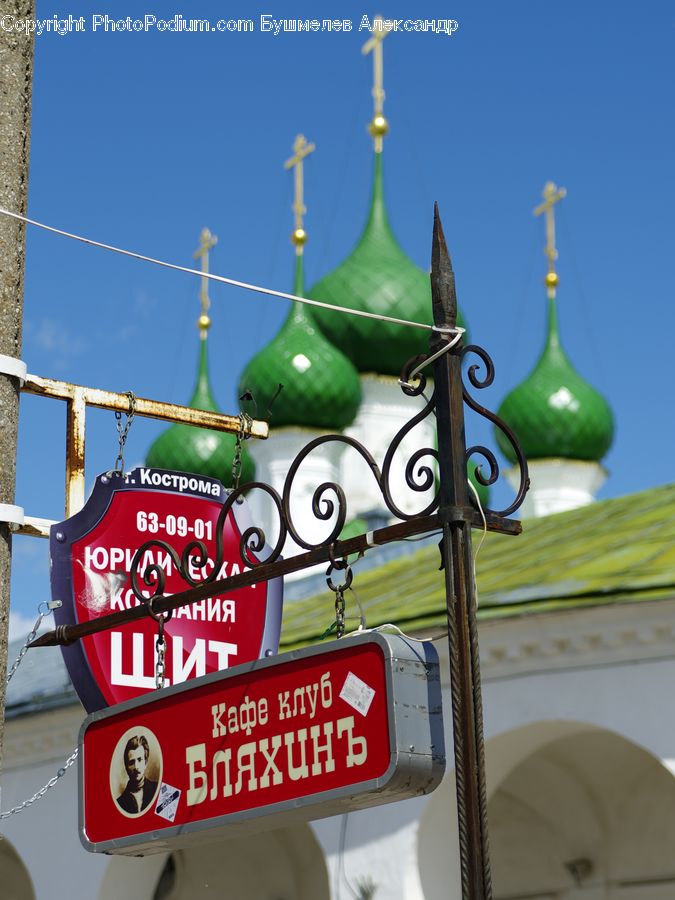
[78,631,445,855]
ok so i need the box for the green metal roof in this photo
[279,484,675,650]
[146,338,255,486]
[308,153,466,376]
[238,253,361,430]
[496,295,614,462]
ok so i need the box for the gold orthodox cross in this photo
[284,134,315,251]
[193,227,218,335]
[362,15,389,151]
[534,182,566,291]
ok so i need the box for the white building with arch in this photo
[4,482,675,899]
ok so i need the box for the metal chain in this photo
[0,748,79,819]
[113,391,136,474]
[155,614,166,690]
[231,412,252,490]
[334,587,346,638]
[6,600,61,685]
[326,560,353,640]
[144,595,172,690]
[1,599,78,820]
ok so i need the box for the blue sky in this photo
[8,1,675,636]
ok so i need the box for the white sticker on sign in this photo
[155,783,181,822]
[340,671,375,717]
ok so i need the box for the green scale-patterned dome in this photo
[146,338,255,486]
[496,296,614,464]
[309,153,466,377]
[238,253,361,430]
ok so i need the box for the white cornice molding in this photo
[475,598,675,680]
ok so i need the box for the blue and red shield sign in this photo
[50,467,283,712]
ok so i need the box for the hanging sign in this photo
[78,632,445,855]
[50,467,283,713]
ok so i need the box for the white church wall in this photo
[1,705,109,900]
[310,795,429,900]
[128,825,330,900]
[488,729,675,898]
[416,599,675,898]
[5,599,675,899]
[99,855,169,900]
[0,834,35,899]
[507,459,608,517]
[479,600,675,762]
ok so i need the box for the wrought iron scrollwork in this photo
[383,354,439,520]
[461,344,529,518]
[129,355,441,604]
[128,346,528,604]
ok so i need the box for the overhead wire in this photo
[0,207,434,333]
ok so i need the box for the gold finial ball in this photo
[291,228,308,246]
[545,271,559,289]
[197,313,212,331]
[368,115,389,138]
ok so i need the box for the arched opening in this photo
[417,721,592,900]
[0,836,35,900]
[490,729,675,898]
[150,824,330,900]
[418,723,675,900]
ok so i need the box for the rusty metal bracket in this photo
[14,373,268,532]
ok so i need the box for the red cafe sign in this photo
[50,467,283,712]
[79,632,445,854]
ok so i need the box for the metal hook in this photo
[398,327,465,390]
[145,594,173,623]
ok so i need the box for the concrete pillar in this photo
[0,2,34,766]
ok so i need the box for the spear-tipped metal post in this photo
[430,203,492,899]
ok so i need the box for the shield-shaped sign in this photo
[50,467,283,713]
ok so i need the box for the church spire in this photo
[145,228,255,485]
[309,17,466,375]
[362,14,389,152]
[495,183,614,516]
[284,133,315,253]
[193,227,217,339]
[534,181,566,299]
[238,136,361,430]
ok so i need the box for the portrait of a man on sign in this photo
[110,728,162,817]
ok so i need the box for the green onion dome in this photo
[308,153,466,376]
[146,338,255,486]
[238,253,361,430]
[496,296,614,464]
